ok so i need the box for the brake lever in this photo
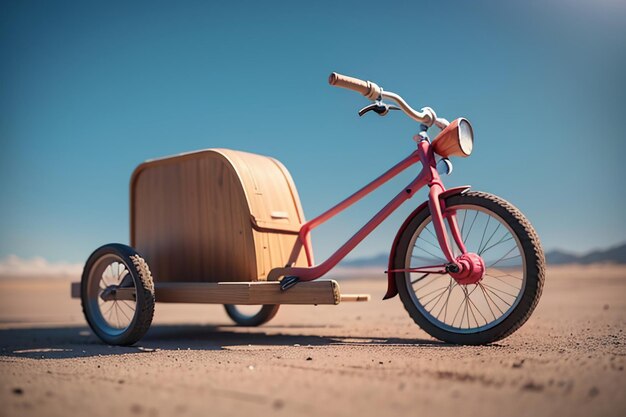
[358,103,382,116]
[358,102,401,117]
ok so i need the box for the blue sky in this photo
[1,0,625,264]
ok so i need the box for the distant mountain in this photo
[543,250,579,265]
[545,243,626,265]
[341,242,626,268]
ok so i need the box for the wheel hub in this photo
[448,253,485,285]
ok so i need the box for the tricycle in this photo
[71,72,545,346]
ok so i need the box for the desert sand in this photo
[0,265,624,417]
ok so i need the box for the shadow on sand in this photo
[0,324,454,360]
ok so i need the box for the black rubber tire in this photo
[81,244,155,346]
[223,304,280,326]
[393,191,545,345]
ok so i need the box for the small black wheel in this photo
[393,191,545,345]
[224,304,279,326]
[81,243,155,345]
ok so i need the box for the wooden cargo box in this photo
[130,148,309,283]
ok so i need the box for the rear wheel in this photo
[224,304,279,326]
[393,191,544,345]
[81,244,155,345]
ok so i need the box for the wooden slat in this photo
[155,280,340,305]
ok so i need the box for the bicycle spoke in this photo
[484,273,521,290]
[482,282,517,300]
[450,291,466,327]
[466,286,489,325]
[106,304,115,323]
[487,245,518,268]
[116,301,132,322]
[461,297,471,329]
[479,282,505,315]
[411,254,441,263]
[113,302,121,328]
[426,285,451,314]
[462,285,482,328]
[456,302,465,328]
[412,244,447,263]
[424,223,439,241]
[452,286,476,328]
[102,300,115,317]
[121,299,136,312]
[411,273,430,285]
[480,235,514,257]
[479,283,498,321]
[417,282,452,300]
[119,296,136,310]
[462,210,479,242]
[481,283,513,308]
[418,235,445,252]
[459,287,469,328]
[434,278,454,320]
[467,295,479,328]
[420,285,452,308]
[477,215,491,255]
[488,267,523,280]
[414,274,444,292]
[460,210,468,237]
[478,223,501,256]
[489,254,521,268]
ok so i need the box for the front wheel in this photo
[393,191,545,345]
[81,244,155,345]
[224,305,280,326]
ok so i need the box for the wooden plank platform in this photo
[71,280,371,305]
[156,281,341,304]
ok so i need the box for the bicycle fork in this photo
[413,135,485,285]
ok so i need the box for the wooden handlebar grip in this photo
[328,72,371,96]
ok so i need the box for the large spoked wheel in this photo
[81,244,155,346]
[393,191,545,345]
[223,304,280,326]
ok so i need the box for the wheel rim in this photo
[404,204,527,334]
[86,254,137,337]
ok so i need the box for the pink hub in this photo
[449,253,485,285]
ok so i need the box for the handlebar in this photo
[328,72,447,128]
[328,72,381,99]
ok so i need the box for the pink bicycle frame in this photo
[266,139,468,283]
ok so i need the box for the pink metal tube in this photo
[271,171,429,281]
[267,161,428,282]
[444,209,468,254]
[303,151,421,231]
[416,139,458,264]
[293,150,422,268]
[427,184,457,263]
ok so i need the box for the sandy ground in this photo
[0,265,625,417]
